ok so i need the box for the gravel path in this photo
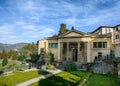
[17,69,62,86]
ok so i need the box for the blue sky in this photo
[0,0,120,44]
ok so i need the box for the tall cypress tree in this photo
[59,23,67,35]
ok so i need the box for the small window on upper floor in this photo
[49,43,58,48]
[105,28,107,33]
[116,27,118,31]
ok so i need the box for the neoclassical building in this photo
[38,28,112,63]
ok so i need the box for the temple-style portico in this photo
[58,40,90,63]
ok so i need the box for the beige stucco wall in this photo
[47,40,58,61]
[38,39,46,54]
[115,44,120,57]
[38,39,59,61]
[90,37,111,62]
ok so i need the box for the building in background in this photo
[113,24,120,57]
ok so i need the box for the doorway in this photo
[72,49,77,61]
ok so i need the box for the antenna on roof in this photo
[71,26,74,30]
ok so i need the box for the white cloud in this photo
[0,0,120,44]
[0,25,13,35]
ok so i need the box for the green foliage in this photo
[47,64,55,70]
[59,23,68,35]
[85,74,117,86]
[20,49,30,59]
[30,71,89,86]
[7,50,18,60]
[2,58,8,66]
[113,57,120,63]
[23,42,36,53]
[44,52,54,64]
[0,49,7,59]
[64,62,77,71]
[0,70,48,86]
[30,53,39,62]
[17,55,24,61]
[52,34,58,38]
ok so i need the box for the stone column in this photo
[58,41,63,62]
[87,42,91,62]
[84,42,87,62]
[67,42,69,61]
[58,41,60,62]
[60,42,63,61]
[77,42,80,62]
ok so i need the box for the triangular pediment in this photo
[64,31,82,37]
[60,29,84,37]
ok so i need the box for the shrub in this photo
[18,56,24,61]
[2,58,8,66]
[47,64,56,70]
[64,62,77,71]
[44,52,54,64]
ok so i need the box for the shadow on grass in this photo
[0,70,3,75]
[37,70,50,75]
[35,70,89,86]
[38,74,79,86]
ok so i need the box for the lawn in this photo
[30,71,117,86]
[85,73,117,86]
[0,70,48,86]
[29,71,89,86]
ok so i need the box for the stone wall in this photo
[92,61,117,74]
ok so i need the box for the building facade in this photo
[38,29,112,63]
[92,24,120,58]
[92,26,114,44]
[114,24,120,57]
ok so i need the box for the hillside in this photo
[0,43,29,52]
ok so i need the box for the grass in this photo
[30,71,117,86]
[85,73,117,86]
[0,70,48,86]
[29,71,89,86]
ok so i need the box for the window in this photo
[116,34,119,39]
[49,43,58,48]
[103,42,107,48]
[98,42,102,48]
[93,42,97,48]
[98,52,102,61]
[105,28,107,33]
[116,27,118,31]
[93,42,107,48]
[98,52,102,57]
[116,35,118,39]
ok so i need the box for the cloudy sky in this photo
[0,0,120,44]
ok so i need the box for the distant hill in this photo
[0,43,29,52]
